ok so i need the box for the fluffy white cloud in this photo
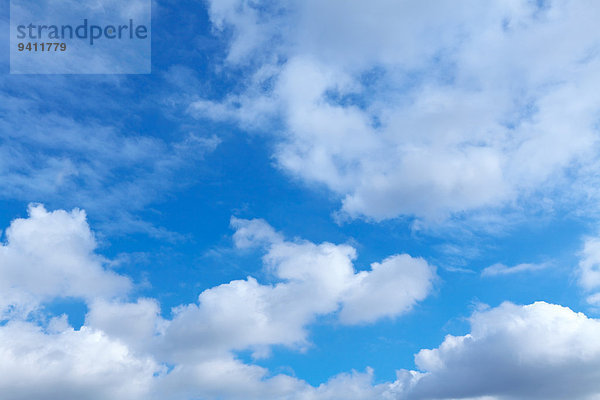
[0,313,387,400]
[0,205,160,400]
[196,0,600,221]
[0,317,161,400]
[395,302,600,400]
[339,254,437,324]
[85,298,165,353]
[0,204,131,318]
[155,358,391,400]
[160,218,436,361]
[238,218,436,324]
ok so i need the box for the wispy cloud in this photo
[0,74,220,236]
[481,262,548,277]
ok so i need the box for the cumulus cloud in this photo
[395,302,600,400]
[154,357,392,400]
[0,312,386,400]
[238,218,436,324]
[159,218,437,362]
[0,318,161,400]
[194,0,600,221]
[0,204,130,318]
[85,298,165,352]
[339,254,437,324]
[579,237,600,291]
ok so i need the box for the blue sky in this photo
[3,1,600,399]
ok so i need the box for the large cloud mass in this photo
[396,302,600,400]
[194,0,600,221]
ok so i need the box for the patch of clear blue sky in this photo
[0,0,593,386]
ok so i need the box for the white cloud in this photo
[394,302,600,400]
[579,237,600,292]
[154,355,307,400]
[196,0,600,221]
[0,204,131,318]
[238,218,437,325]
[481,262,547,277]
[0,318,161,400]
[205,0,285,64]
[587,293,600,306]
[0,313,387,400]
[231,216,283,248]
[85,298,165,352]
[155,358,391,400]
[159,218,436,361]
[340,254,437,324]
